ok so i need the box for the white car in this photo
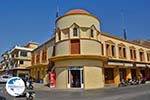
[0,75,12,83]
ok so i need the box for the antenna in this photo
[56,0,59,18]
[121,9,127,40]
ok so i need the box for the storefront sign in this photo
[124,63,133,67]
[147,64,150,68]
[108,62,133,67]
[108,62,123,66]
[6,77,25,97]
[136,64,146,67]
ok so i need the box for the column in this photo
[114,67,119,85]
[136,68,140,80]
[126,68,132,80]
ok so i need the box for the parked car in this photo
[0,75,12,83]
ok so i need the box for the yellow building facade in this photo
[30,9,150,89]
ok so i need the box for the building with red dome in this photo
[29,9,150,89]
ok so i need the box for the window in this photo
[123,48,126,58]
[42,48,47,63]
[90,29,94,37]
[36,53,40,64]
[71,39,80,54]
[118,43,126,59]
[106,44,110,56]
[58,30,61,40]
[20,60,24,64]
[129,47,136,60]
[112,45,115,57]
[31,55,35,65]
[20,51,27,57]
[101,44,104,55]
[147,53,150,61]
[139,49,145,61]
[118,47,122,58]
[73,27,78,36]
[130,49,133,59]
[134,50,136,59]
[105,40,115,57]
[139,52,144,61]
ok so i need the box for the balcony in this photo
[11,56,31,61]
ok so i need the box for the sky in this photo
[0,0,150,58]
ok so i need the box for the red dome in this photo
[65,9,90,15]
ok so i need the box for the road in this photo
[0,83,150,100]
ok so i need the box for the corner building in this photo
[30,9,150,89]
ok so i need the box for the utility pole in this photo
[56,0,59,18]
[121,9,127,40]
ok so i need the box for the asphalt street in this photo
[0,83,150,100]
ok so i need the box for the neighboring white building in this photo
[0,41,38,77]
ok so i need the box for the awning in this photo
[147,64,150,68]
[108,62,133,67]
[108,62,123,66]
[124,63,133,67]
[136,64,146,67]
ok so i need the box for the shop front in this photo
[68,67,83,88]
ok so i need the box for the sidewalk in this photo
[33,82,150,91]
[33,83,50,91]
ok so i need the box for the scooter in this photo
[26,91,35,100]
[118,79,128,87]
[26,81,34,89]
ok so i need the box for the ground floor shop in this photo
[54,58,104,89]
[29,57,150,89]
[7,68,30,78]
[104,61,150,85]
[29,64,49,84]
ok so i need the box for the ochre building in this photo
[29,9,150,89]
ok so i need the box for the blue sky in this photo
[0,0,150,57]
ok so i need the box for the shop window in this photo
[71,39,80,54]
[73,27,78,36]
[104,68,114,84]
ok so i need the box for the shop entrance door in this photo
[68,67,83,88]
[131,69,136,79]
[119,68,126,81]
[104,68,114,84]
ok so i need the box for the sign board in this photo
[49,72,56,88]
[136,64,146,67]
[6,77,25,97]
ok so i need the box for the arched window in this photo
[73,27,78,36]
[90,29,94,37]
[58,30,61,40]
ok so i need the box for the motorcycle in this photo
[118,79,128,87]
